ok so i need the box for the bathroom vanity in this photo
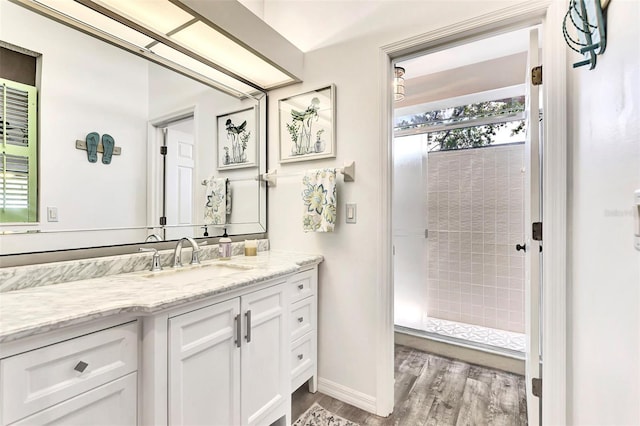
[0,250,321,426]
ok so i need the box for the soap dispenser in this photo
[219,228,232,260]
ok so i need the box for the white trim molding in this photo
[317,378,377,415]
[378,1,567,424]
[541,1,568,424]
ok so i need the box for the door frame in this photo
[147,106,197,234]
[376,1,567,424]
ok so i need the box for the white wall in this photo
[568,1,640,424]
[1,0,149,252]
[266,0,529,409]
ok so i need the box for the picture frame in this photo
[278,84,335,163]
[217,106,257,170]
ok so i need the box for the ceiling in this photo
[397,27,535,79]
[237,0,525,53]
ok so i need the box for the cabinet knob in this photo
[298,317,304,323]
[297,284,304,290]
[297,354,303,360]
[74,361,89,373]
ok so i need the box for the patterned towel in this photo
[204,178,226,225]
[302,168,337,232]
[225,178,232,215]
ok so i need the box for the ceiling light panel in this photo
[93,0,194,34]
[170,21,293,88]
[32,0,154,47]
[149,43,257,96]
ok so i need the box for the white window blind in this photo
[1,78,37,223]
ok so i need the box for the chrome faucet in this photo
[145,233,162,242]
[172,237,208,268]
[139,248,162,272]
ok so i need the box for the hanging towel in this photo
[204,177,226,225]
[302,168,337,232]
[225,178,232,215]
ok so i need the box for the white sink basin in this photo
[142,262,255,284]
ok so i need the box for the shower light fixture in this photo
[394,66,405,102]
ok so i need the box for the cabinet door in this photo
[169,298,240,426]
[11,373,137,425]
[241,284,288,426]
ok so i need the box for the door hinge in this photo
[532,222,542,241]
[532,66,542,86]
[425,229,429,239]
[532,377,542,398]
[159,216,167,226]
[160,146,168,156]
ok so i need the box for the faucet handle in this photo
[139,248,162,271]
[190,240,208,265]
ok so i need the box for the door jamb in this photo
[376,1,567,424]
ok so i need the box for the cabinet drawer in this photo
[10,373,137,426]
[290,332,316,392]
[288,269,316,304]
[1,321,138,425]
[290,297,315,342]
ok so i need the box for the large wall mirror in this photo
[0,0,267,256]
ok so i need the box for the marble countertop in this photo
[0,251,322,343]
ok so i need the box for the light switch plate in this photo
[345,203,356,224]
[47,206,58,222]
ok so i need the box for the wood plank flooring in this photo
[292,345,527,426]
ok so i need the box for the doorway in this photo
[390,25,543,424]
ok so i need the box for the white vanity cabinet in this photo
[167,281,289,426]
[288,267,318,393]
[0,320,139,426]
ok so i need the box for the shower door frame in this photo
[376,1,568,424]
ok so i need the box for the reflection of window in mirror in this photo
[0,44,38,223]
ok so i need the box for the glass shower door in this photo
[393,134,428,330]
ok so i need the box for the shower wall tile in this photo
[426,144,525,333]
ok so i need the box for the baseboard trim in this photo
[316,378,377,415]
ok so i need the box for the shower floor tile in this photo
[424,317,526,352]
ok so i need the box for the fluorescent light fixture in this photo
[170,21,292,88]
[32,0,154,48]
[14,0,297,95]
[94,0,194,34]
[149,43,257,96]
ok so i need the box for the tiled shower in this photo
[393,136,526,352]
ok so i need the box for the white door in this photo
[241,284,288,426]
[168,299,241,426]
[392,134,429,329]
[165,125,195,240]
[524,27,542,426]
[12,373,137,425]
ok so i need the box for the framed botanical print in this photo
[217,106,257,170]
[278,84,335,163]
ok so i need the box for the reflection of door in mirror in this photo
[165,120,195,241]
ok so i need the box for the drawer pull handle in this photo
[74,361,89,373]
[298,317,304,323]
[297,354,303,360]
[245,310,252,343]
[297,284,304,290]
[235,314,241,348]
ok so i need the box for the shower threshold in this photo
[396,317,525,359]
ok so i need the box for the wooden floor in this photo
[292,345,527,426]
